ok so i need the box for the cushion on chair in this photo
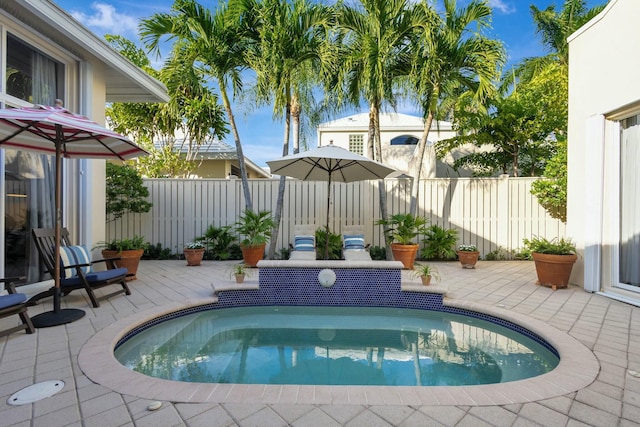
[61,267,128,287]
[59,245,92,278]
[0,293,27,310]
[294,235,315,251]
[344,234,365,250]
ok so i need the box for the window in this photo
[2,32,68,281]
[390,135,419,145]
[349,134,364,155]
[6,33,65,105]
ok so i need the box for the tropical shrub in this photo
[315,227,342,260]
[105,162,152,220]
[421,225,458,260]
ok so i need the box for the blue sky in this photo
[54,0,606,167]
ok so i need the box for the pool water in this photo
[114,306,559,386]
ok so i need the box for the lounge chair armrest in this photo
[1,276,26,294]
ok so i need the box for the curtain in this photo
[32,51,57,106]
[619,114,640,286]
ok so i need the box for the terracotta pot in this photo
[240,243,266,267]
[420,275,432,286]
[532,252,577,290]
[184,248,205,266]
[101,249,144,281]
[457,251,480,269]
[235,273,245,284]
[390,243,419,269]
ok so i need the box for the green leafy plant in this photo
[105,162,152,220]
[412,263,441,282]
[228,263,251,279]
[196,225,236,260]
[522,236,576,258]
[143,243,174,260]
[234,210,276,247]
[377,213,428,245]
[421,225,458,260]
[277,247,292,260]
[369,246,386,260]
[484,246,514,261]
[315,227,342,260]
[95,235,148,252]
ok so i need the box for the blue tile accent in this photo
[115,266,558,358]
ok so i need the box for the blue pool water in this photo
[114,306,559,386]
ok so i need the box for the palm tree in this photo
[235,0,336,258]
[336,0,416,253]
[140,0,255,210]
[407,0,504,214]
[504,0,606,90]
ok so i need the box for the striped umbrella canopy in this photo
[0,105,146,159]
[0,104,147,326]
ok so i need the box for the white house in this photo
[317,112,470,177]
[567,0,640,305]
[1,0,168,282]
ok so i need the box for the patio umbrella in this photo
[0,103,147,327]
[267,143,394,258]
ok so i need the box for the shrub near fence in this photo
[106,176,566,258]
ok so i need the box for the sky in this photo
[53,0,606,168]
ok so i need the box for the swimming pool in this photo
[114,305,559,386]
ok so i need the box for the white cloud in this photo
[488,0,516,14]
[70,2,138,36]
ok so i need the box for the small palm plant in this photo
[234,210,275,248]
[412,263,440,286]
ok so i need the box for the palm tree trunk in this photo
[220,84,253,211]
[370,103,391,259]
[409,111,434,216]
[268,99,292,259]
[292,95,301,154]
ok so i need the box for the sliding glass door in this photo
[619,114,640,291]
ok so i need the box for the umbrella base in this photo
[32,309,85,328]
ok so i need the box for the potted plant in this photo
[96,235,148,280]
[229,263,250,283]
[523,236,577,290]
[412,263,440,286]
[457,244,480,269]
[234,210,276,267]
[184,241,206,266]
[421,225,458,260]
[377,213,428,269]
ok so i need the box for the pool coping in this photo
[78,288,599,406]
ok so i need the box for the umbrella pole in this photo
[31,130,85,328]
[325,175,332,260]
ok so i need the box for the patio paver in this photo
[0,260,638,426]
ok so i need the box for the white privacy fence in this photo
[106,176,566,257]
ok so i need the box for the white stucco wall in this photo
[567,0,640,289]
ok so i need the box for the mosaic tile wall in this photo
[214,267,444,310]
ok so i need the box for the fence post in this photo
[497,174,510,252]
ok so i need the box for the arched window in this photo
[390,135,419,145]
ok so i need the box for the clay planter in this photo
[420,275,432,286]
[457,251,480,269]
[102,249,144,281]
[184,248,205,266]
[390,243,419,269]
[532,252,577,290]
[240,243,266,267]
[235,274,245,284]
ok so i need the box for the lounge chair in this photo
[0,277,35,337]
[342,225,372,261]
[31,228,132,308]
[289,225,317,260]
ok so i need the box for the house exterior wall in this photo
[317,114,477,177]
[567,0,640,302]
